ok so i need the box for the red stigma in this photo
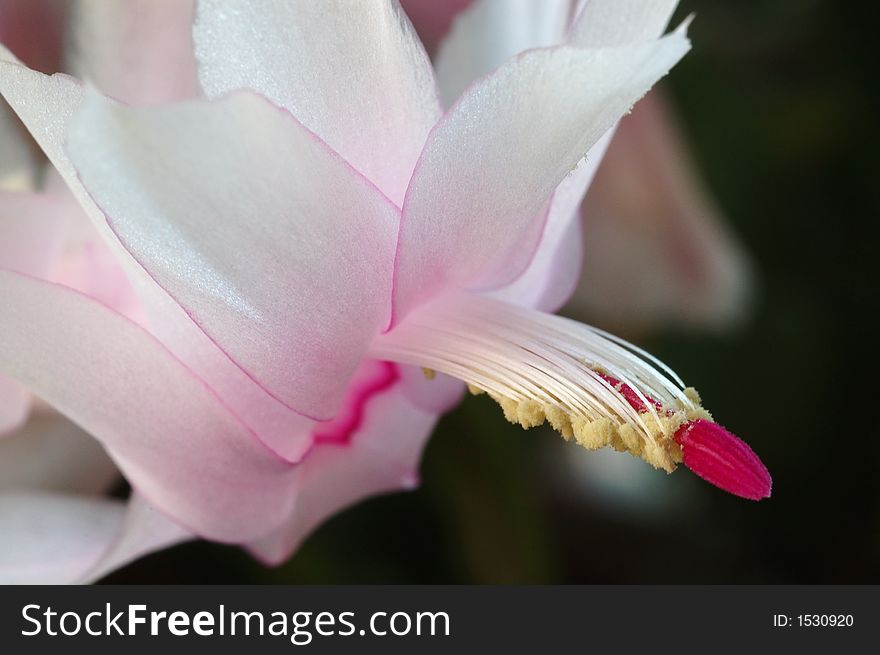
[673,419,772,501]
[596,372,772,500]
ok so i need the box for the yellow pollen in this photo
[421,367,436,380]
[467,384,486,396]
[467,385,712,473]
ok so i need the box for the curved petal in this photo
[68,0,199,105]
[0,46,122,259]
[0,46,319,460]
[248,371,438,564]
[391,25,691,325]
[435,0,572,106]
[0,271,309,542]
[0,409,118,493]
[569,0,680,48]
[194,0,440,207]
[1,277,444,574]
[489,129,611,311]
[67,89,399,420]
[0,492,190,584]
[486,0,683,312]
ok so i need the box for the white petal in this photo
[490,129,613,311]
[392,26,691,323]
[67,90,400,420]
[0,46,129,269]
[0,492,124,584]
[570,0,679,47]
[435,0,572,106]
[0,48,327,458]
[488,0,684,311]
[0,492,190,584]
[0,271,307,542]
[194,0,441,206]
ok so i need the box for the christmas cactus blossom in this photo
[0,0,770,582]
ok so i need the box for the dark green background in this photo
[108,0,878,584]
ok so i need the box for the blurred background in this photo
[103,0,878,583]
[3,0,876,583]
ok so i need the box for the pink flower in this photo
[0,0,769,583]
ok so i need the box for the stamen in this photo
[370,293,771,497]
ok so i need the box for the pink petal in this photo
[567,91,753,330]
[434,0,572,107]
[0,190,65,277]
[248,369,439,564]
[68,0,199,104]
[0,409,118,492]
[1,273,444,567]
[392,26,691,324]
[0,189,65,434]
[67,89,399,421]
[0,271,310,542]
[35,171,143,320]
[193,0,441,207]
[0,47,319,459]
[0,492,190,584]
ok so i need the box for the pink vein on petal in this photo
[312,361,400,445]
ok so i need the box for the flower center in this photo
[370,293,771,500]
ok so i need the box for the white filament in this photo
[370,293,698,447]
